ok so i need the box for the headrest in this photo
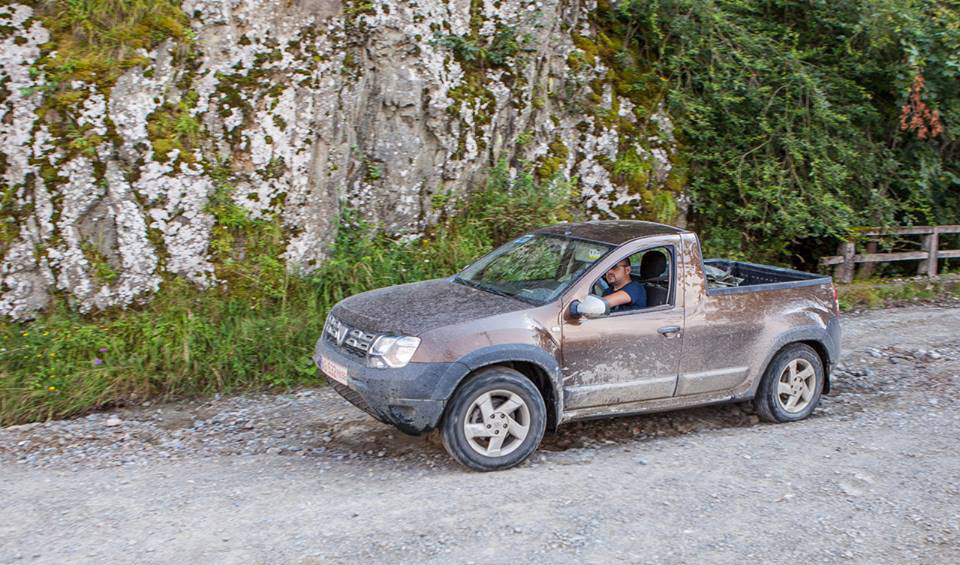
[640,251,667,279]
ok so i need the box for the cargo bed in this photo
[704,259,831,294]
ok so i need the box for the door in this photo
[561,242,684,410]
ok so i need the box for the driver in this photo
[601,258,646,313]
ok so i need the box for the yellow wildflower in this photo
[47,386,57,392]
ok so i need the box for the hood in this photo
[331,278,530,336]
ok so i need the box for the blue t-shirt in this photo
[603,280,647,312]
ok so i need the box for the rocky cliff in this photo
[0,0,684,319]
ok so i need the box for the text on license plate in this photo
[321,356,349,386]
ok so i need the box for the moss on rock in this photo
[145,90,202,165]
[537,139,570,180]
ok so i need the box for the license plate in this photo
[320,356,349,386]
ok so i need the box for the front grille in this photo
[324,315,380,358]
[343,328,378,356]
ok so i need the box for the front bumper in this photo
[313,337,468,435]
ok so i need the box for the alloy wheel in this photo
[462,389,531,457]
[776,358,816,413]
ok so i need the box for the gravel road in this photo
[2,305,959,564]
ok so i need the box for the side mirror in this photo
[569,295,609,319]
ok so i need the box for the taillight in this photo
[832,284,840,313]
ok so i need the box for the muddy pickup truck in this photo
[314,221,841,471]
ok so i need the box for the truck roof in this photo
[534,220,688,245]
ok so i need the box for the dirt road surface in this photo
[2,306,959,564]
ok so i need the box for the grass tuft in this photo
[838,277,960,312]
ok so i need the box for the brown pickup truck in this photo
[314,221,841,471]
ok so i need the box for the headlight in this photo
[367,335,421,368]
[324,313,341,340]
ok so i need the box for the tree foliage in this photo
[606,0,959,262]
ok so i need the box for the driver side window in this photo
[592,246,674,314]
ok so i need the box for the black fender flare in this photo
[439,344,564,426]
[750,320,841,397]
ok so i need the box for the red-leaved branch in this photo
[900,74,943,140]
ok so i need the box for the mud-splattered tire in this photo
[754,343,824,423]
[441,366,546,472]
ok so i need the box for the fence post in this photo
[835,242,856,283]
[918,232,939,277]
[857,241,877,279]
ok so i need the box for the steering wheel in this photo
[591,277,609,296]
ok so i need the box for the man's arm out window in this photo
[602,289,632,308]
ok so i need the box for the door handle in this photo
[657,325,682,337]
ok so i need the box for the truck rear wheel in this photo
[441,366,546,471]
[754,343,824,423]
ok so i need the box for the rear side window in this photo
[631,248,672,282]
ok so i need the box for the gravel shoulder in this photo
[2,306,959,564]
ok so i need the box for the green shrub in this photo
[838,279,956,311]
[0,281,323,425]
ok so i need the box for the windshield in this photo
[456,234,614,304]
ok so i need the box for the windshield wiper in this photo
[476,283,516,300]
[452,274,475,288]
[454,276,517,300]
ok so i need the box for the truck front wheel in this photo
[754,343,824,423]
[441,366,546,471]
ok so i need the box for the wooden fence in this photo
[820,225,960,283]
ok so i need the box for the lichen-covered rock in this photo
[0,4,52,319]
[0,0,684,319]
